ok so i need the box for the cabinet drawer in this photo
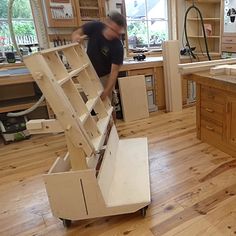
[201,118,223,141]
[200,100,224,122]
[222,37,236,44]
[145,75,154,88]
[201,108,223,124]
[128,68,154,76]
[201,86,225,105]
[222,43,236,52]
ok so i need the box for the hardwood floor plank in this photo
[1,107,236,235]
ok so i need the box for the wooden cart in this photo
[24,43,150,227]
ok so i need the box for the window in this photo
[124,0,169,52]
[0,0,38,56]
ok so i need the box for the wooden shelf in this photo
[0,96,46,113]
[194,52,221,56]
[184,0,222,55]
[186,0,220,3]
[187,18,220,21]
[80,6,99,10]
[81,17,100,21]
[188,35,221,39]
[92,107,113,151]
[58,64,89,86]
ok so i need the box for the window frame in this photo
[0,1,39,54]
[123,0,177,57]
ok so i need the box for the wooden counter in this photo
[0,57,166,112]
[121,57,163,71]
[183,71,236,156]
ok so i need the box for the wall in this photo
[224,0,236,33]
[106,0,123,13]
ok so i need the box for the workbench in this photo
[0,57,167,114]
[183,71,236,156]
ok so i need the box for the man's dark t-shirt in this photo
[82,21,124,77]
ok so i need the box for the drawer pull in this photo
[207,94,215,99]
[226,47,233,49]
[206,125,214,131]
[226,39,233,42]
[205,108,214,113]
[226,102,230,113]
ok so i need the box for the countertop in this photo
[121,57,163,71]
[184,70,236,94]
[0,57,164,84]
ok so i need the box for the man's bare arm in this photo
[72,28,84,43]
[101,64,121,100]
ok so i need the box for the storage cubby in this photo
[185,0,223,56]
[75,0,105,25]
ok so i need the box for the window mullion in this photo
[145,0,149,48]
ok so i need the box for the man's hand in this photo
[100,89,111,101]
[72,28,86,43]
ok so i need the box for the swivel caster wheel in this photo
[140,205,148,217]
[59,218,72,228]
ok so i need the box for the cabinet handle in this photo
[226,47,233,49]
[206,125,214,131]
[208,94,215,99]
[225,39,233,42]
[226,102,231,113]
[205,108,214,113]
[72,6,76,18]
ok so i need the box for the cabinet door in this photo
[226,97,236,147]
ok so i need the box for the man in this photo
[72,11,125,101]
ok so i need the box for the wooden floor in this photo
[1,106,236,236]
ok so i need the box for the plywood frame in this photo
[163,40,182,112]
[24,43,150,222]
[118,75,149,122]
[44,125,150,220]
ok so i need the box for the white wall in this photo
[105,0,123,14]
[224,0,236,33]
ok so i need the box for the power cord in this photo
[7,0,45,117]
[184,2,211,61]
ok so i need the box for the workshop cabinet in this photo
[199,85,226,144]
[197,84,236,156]
[226,96,236,148]
[222,0,236,55]
[75,0,105,25]
[43,0,78,27]
[184,0,223,56]
[43,0,105,28]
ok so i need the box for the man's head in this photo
[104,11,126,40]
